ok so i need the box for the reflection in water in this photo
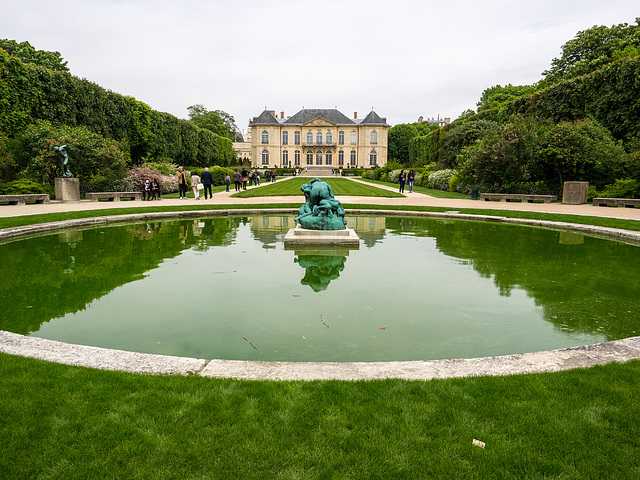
[1,214,640,362]
[294,253,347,291]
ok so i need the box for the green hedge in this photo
[0,49,234,167]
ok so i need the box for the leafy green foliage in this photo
[459,116,626,194]
[536,118,626,191]
[542,18,640,85]
[0,39,68,71]
[427,169,458,191]
[0,48,235,170]
[438,118,501,169]
[16,120,129,185]
[598,179,640,199]
[187,104,239,141]
[476,84,536,112]
[0,178,52,195]
[388,123,419,164]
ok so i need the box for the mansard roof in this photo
[250,108,389,127]
[283,108,356,126]
[250,110,280,126]
[360,110,388,125]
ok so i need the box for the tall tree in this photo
[187,104,240,141]
[0,39,68,71]
[388,124,419,164]
[476,84,536,112]
[541,18,640,85]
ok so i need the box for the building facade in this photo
[248,108,390,169]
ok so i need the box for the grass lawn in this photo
[231,177,404,198]
[358,177,472,199]
[2,353,639,478]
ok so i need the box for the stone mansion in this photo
[248,108,390,169]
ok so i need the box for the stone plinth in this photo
[562,181,588,205]
[54,177,80,202]
[284,225,360,246]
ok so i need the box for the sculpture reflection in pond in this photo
[294,178,347,230]
[295,254,347,292]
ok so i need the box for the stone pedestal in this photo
[54,178,80,202]
[284,225,360,246]
[562,181,588,205]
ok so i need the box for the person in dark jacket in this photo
[233,170,242,192]
[201,167,214,199]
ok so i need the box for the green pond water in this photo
[2,215,639,362]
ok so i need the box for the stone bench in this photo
[593,197,640,208]
[0,194,50,205]
[85,192,142,202]
[480,193,557,203]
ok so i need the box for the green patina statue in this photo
[54,145,72,178]
[294,178,347,230]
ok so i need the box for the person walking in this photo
[399,169,406,194]
[177,166,188,199]
[241,168,249,190]
[201,167,213,199]
[233,169,242,192]
[407,169,415,193]
[151,179,161,200]
[225,172,231,192]
[191,170,201,200]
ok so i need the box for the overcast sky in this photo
[2,1,637,134]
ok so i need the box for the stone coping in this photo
[2,208,640,380]
[1,331,639,380]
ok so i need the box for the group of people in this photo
[140,178,161,200]
[398,169,415,194]
[173,166,282,199]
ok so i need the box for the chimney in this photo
[354,112,358,119]
[281,111,284,119]
[268,110,276,118]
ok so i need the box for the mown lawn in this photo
[357,177,472,199]
[231,177,405,198]
[2,353,639,479]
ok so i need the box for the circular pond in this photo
[2,214,639,362]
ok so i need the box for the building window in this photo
[261,131,269,144]
[306,131,313,144]
[338,150,344,165]
[369,150,377,165]
[283,150,289,166]
[370,131,377,145]
[350,131,357,145]
[262,149,269,165]
[306,150,313,165]
[316,150,322,165]
[282,131,288,145]
[325,151,332,165]
[350,150,356,165]
[338,131,344,145]
[316,132,323,145]
[294,150,300,165]
[326,131,333,144]
[295,131,300,145]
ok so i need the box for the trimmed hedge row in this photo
[0,49,234,167]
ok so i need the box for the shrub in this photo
[0,178,52,195]
[16,120,129,186]
[142,159,178,176]
[387,169,402,184]
[598,179,640,199]
[428,169,458,191]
